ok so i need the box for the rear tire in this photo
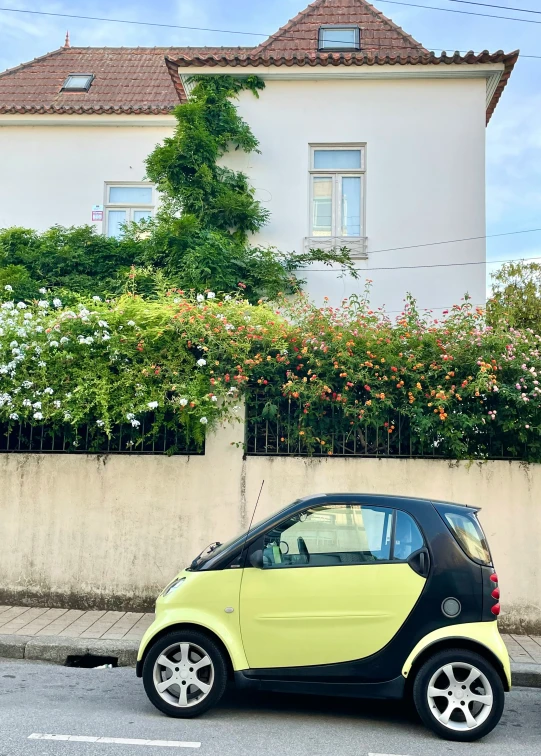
[142,630,228,718]
[412,648,505,742]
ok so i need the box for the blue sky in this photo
[0,0,539,285]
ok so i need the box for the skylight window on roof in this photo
[61,74,94,92]
[319,26,360,51]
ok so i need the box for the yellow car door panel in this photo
[240,563,426,668]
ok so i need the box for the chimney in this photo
[64,30,70,48]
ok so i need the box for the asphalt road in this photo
[0,659,540,756]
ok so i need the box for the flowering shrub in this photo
[0,288,286,451]
[1,285,541,460]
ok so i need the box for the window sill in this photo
[304,236,368,260]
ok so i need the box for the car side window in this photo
[392,510,424,561]
[261,504,393,568]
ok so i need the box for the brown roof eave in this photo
[170,49,519,124]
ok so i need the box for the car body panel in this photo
[240,562,426,668]
[402,620,512,689]
[137,569,248,671]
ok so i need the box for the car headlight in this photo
[161,577,186,597]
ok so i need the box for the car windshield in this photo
[189,499,304,569]
[436,505,492,565]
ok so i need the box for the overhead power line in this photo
[376,0,541,23]
[0,7,540,59]
[445,0,541,14]
[335,227,541,259]
[307,255,541,273]
[0,4,540,42]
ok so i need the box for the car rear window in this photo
[436,505,491,565]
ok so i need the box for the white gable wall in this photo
[222,75,487,314]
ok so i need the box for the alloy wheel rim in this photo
[153,642,214,708]
[426,662,493,731]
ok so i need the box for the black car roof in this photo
[295,493,473,509]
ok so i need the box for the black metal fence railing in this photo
[0,418,203,455]
[245,395,522,460]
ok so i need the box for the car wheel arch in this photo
[137,622,235,680]
[405,637,510,693]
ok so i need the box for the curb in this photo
[0,634,139,667]
[1,634,540,688]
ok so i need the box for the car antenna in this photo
[241,479,265,558]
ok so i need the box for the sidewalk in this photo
[0,605,540,686]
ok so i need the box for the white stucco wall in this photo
[223,76,488,313]
[0,72,488,314]
[0,116,175,232]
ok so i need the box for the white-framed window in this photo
[104,183,155,238]
[318,26,360,51]
[309,145,365,239]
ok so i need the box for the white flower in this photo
[66,392,72,399]
[96,420,105,427]
[2,302,14,310]
[211,396,218,402]
[196,294,205,302]
[98,320,108,328]
[52,298,62,308]
[179,398,188,407]
[225,324,235,331]
[4,285,12,292]
[9,341,18,348]
[49,341,59,348]
[60,337,69,344]
[224,295,231,302]
[33,412,43,420]
[131,419,141,428]
[16,302,27,309]
[24,313,32,320]
[207,292,216,299]
[102,333,110,341]
[92,296,101,302]
[147,401,159,409]
[38,361,46,367]
[64,411,71,421]
[53,400,61,409]
[39,287,47,294]
[200,416,208,424]
[38,300,49,308]
[127,320,135,327]
[126,412,135,420]
[493,385,499,392]
[35,326,44,333]
[33,401,42,409]
[196,358,206,367]
[9,412,19,420]
[22,399,32,407]
[43,387,54,395]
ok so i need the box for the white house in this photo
[0,0,517,313]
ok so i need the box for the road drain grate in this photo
[65,654,118,668]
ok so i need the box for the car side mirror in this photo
[249,549,264,569]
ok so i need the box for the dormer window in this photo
[61,74,94,92]
[318,26,360,51]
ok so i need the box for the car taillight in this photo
[491,603,501,616]
[491,587,500,600]
[490,573,498,583]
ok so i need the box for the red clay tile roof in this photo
[0,0,517,124]
[0,46,250,114]
[250,0,425,57]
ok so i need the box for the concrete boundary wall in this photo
[1,414,539,633]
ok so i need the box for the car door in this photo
[239,503,427,670]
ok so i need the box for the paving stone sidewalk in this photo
[0,605,154,641]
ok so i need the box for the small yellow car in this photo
[137,494,510,742]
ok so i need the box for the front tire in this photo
[412,648,505,742]
[142,630,228,718]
